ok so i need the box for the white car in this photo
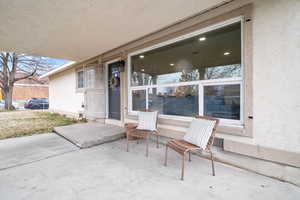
[0,100,19,110]
[0,100,4,110]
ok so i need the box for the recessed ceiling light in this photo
[199,37,206,41]
[224,52,231,56]
[170,63,175,66]
[139,55,145,59]
[141,69,145,72]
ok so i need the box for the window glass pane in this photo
[86,68,95,88]
[204,84,240,120]
[77,71,84,88]
[132,90,146,111]
[148,85,198,117]
[131,22,241,86]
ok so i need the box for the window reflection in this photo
[204,84,240,120]
[129,21,243,121]
[148,85,198,116]
[132,90,146,111]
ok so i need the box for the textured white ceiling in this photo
[0,0,225,61]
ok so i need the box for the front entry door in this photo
[108,61,121,120]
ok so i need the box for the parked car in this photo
[24,98,49,109]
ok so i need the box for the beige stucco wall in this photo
[49,68,84,117]
[251,0,300,153]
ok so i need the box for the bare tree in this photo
[0,52,54,110]
[205,64,241,80]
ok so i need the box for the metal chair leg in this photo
[156,134,159,148]
[188,151,191,162]
[210,150,215,176]
[181,153,185,181]
[146,135,149,157]
[164,145,168,166]
[126,134,129,152]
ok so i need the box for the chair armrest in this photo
[125,123,138,130]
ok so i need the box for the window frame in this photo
[85,66,96,89]
[76,69,85,89]
[127,16,244,126]
[76,65,96,91]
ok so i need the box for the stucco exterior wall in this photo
[251,0,300,152]
[49,68,84,117]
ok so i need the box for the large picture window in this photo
[129,18,243,123]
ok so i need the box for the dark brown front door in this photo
[108,61,121,120]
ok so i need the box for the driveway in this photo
[0,133,78,170]
[0,136,299,200]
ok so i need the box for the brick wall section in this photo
[12,85,49,100]
[15,74,48,85]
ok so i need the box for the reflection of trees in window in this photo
[179,69,199,82]
[175,85,198,98]
[131,72,153,86]
[205,64,241,79]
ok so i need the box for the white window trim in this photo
[76,69,85,90]
[85,66,96,89]
[76,65,96,91]
[127,16,244,127]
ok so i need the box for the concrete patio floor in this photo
[0,133,79,170]
[0,137,299,200]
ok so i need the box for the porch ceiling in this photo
[0,0,226,61]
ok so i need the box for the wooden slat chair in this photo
[125,110,159,157]
[164,116,219,180]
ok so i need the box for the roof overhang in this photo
[39,61,76,79]
[1,0,227,62]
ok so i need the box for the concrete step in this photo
[54,122,125,148]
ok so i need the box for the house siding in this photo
[251,0,300,154]
[49,68,84,117]
[12,85,48,100]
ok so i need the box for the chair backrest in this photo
[194,116,219,150]
[138,109,159,130]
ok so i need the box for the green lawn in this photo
[0,110,82,140]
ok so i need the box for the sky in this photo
[0,52,73,75]
[38,56,73,74]
[45,57,72,69]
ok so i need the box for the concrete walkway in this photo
[0,133,79,170]
[0,138,299,200]
[54,122,125,148]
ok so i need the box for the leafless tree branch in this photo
[0,52,55,109]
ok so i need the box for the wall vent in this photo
[213,138,224,149]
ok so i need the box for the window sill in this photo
[76,87,98,93]
[126,113,245,136]
[128,111,243,127]
[76,88,86,93]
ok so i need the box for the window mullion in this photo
[198,83,204,116]
[146,87,149,109]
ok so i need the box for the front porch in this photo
[0,137,299,200]
[54,122,125,148]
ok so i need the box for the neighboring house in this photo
[40,1,300,185]
[0,73,49,101]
